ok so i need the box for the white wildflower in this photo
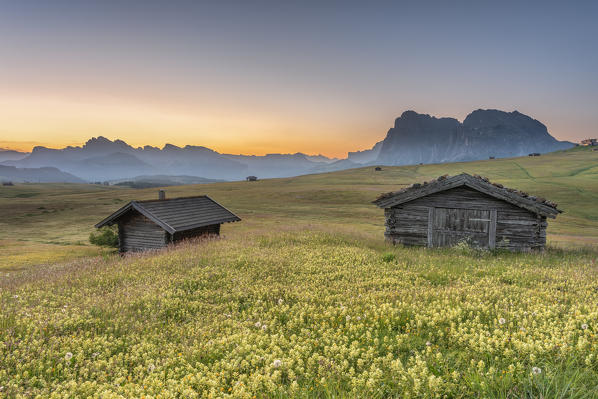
[498,318,506,325]
[346,315,351,321]
[148,363,156,372]
[12,295,18,299]
[92,352,99,359]
[273,359,282,368]
[278,298,284,305]
[262,324,267,331]
[65,352,73,361]
[582,323,588,330]
[426,341,432,347]
[254,321,261,328]
[532,366,542,375]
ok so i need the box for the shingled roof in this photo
[373,173,561,218]
[95,195,241,233]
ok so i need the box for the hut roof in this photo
[373,173,561,218]
[95,195,241,234]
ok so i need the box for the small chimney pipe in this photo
[159,190,165,200]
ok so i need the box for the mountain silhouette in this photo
[375,109,573,165]
[1,109,574,182]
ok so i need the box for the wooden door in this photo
[427,207,497,248]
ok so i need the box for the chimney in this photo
[158,190,166,200]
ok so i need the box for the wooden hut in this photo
[373,173,560,251]
[246,176,258,181]
[95,191,241,253]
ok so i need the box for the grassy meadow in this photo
[1,147,598,397]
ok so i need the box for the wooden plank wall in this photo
[384,186,547,251]
[118,212,168,253]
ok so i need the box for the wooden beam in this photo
[427,207,434,248]
[489,209,497,249]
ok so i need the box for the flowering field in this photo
[2,232,597,398]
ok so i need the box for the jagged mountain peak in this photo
[376,109,573,166]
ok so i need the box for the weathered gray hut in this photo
[373,173,560,251]
[95,192,241,253]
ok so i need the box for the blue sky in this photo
[1,0,596,156]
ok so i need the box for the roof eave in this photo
[94,202,134,229]
[461,178,560,218]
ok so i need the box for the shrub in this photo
[89,226,119,248]
[382,252,396,262]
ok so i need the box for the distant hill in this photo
[111,175,225,188]
[0,165,85,183]
[375,109,574,165]
[223,153,325,178]
[0,149,29,162]
[308,159,361,174]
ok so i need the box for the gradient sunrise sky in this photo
[1,1,597,157]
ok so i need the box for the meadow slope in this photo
[1,146,597,270]
[1,147,598,397]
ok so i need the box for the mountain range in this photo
[0,109,575,183]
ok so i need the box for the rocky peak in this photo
[376,109,573,166]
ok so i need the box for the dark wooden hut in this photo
[95,191,241,253]
[246,176,258,181]
[373,173,560,251]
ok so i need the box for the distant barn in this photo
[95,191,241,253]
[373,173,560,251]
[375,167,382,171]
[246,176,258,181]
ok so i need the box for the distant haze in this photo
[1,1,597,156]
[0,109,574,183]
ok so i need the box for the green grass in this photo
[0,147,597,397]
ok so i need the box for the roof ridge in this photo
[373,173,560,217]
[136,195,208,203]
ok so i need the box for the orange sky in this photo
[0,91,386,157]
[1,2,596,157]
[1,89,593,158]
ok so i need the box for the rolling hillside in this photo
[0,146,597,270]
